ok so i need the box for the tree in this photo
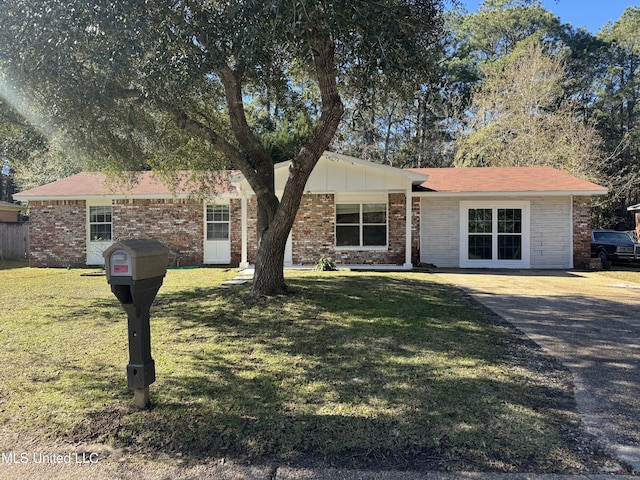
[591,7,640,227]
[0,0,445,295]
[455,38,604,179]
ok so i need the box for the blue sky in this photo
[454,0,637,33]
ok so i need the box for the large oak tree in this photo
[0,0,445,295]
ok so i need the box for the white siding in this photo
[420,195,573,269]
[273,156,413,193]
[530,196,572,268]
[420,197,460,267]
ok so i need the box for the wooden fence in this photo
[0,222,29,261]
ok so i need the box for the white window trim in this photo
[459,201,530,268]
[87,199,113,244]
[335,195,389,251]
[205,203,231,241]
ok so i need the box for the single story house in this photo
[13,152,607,270]
[0,200,24,223]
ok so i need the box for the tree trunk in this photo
[251,221,290,296]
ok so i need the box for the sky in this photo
[455,0,638,34]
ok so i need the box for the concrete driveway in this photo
[434,270,640,472]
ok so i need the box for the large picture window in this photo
[89,205,112,241]
[336,203,387,247]
[460,201,529,268]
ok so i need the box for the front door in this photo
[86,202,113,265]
[204,203,231,264]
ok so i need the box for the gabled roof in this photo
[13,171,239,201]
[408,166,607,196]
[14,162,607,202]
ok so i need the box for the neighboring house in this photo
[13,152,607,270]
[0,200,23,223]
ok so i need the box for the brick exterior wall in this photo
[229,198,243,266]
[28,200,87,267]
[411,197,421,265]
[292,194,335,264]
[26,191,594,270]
[287,192,409,266]
[113,199,203,267]
[572,196,592,268]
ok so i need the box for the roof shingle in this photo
[408,166,606,194]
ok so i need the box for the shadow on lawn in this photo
[66,274,609,473]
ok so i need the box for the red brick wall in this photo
[411,197,421,265]
[292,194,335,264]
[229,198,242,266]
[287,192,409,266]
[113,199,203,267]
[572,196,592,268]
[28,200,87,267]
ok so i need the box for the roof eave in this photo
[13,192,240,202]
[412,189,608,197]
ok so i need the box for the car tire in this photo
[598,250,611,270]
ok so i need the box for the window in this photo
[497,209,522,260]
[89,205,112,241]
[468,208,492,259]
[336,203,387,247]
[460,202,529,268]
[206,204,230,240]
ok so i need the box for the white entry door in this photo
[86,202,113,265]
[204,203,231,264]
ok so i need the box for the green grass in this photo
[596,267,640,284]
[0,267,611,472]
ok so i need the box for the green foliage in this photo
[455,39,604,179]
[313,255,337,271]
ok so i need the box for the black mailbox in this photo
[104,239,169,408]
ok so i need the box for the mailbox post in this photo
[104,239,169,408]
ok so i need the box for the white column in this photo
[240,194,249,269]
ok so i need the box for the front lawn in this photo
[0,267,613,472]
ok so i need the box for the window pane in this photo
[498,235,522,260]
[90,224,112,241]
[363,225,386,246]
[336,204,360,224]
[468,235,492,260]
[468,209,492,233]
[90,206,111,223]
[207,223,229,240]
[336,225,360,246]
[498,209,521,234]
[207,205,229,222]
[362,204,386,224]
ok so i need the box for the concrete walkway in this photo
[434,270,640,473]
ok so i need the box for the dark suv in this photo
[591,229,640,267]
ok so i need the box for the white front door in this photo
[86,201,113,265]
[204,203,231,264]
